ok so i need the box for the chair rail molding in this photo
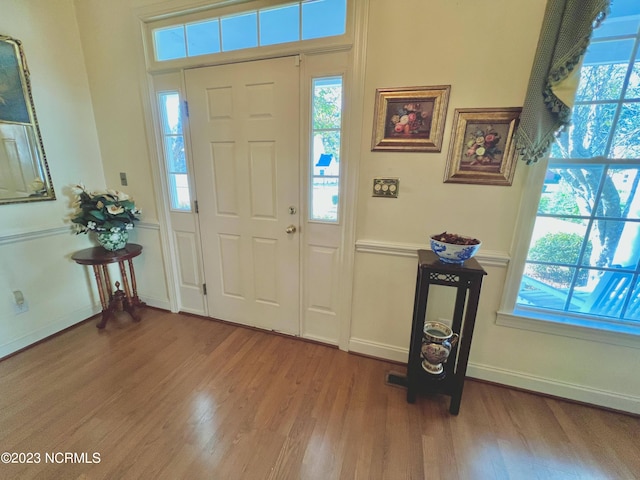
[136,221,161,230]
[0,226,69,246]
[0,222,161,246]
[355,239,510,268]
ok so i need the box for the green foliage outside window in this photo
[528,232,593,287]
[313,83,342,159]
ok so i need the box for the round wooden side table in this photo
[71,243,145,328]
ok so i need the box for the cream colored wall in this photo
[0,0,107,357]
[0,0,105,233]
[72,0,162,222]
[352,0,640,414]
[72,0,175,313]
[351,0,540,349]
[0,0,169,358]
[68,0,639,412]
[352,0,542,357]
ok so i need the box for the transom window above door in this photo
[152,0,347,62]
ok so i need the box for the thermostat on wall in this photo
[372,178,399,197]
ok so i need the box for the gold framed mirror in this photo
[0,34,55,205]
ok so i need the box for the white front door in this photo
[185,56,300,335]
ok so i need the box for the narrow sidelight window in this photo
[158,92,191,211]
[310,76,343,222]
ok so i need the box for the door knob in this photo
[285,225,297,234]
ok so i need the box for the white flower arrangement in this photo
[71,184,141,234]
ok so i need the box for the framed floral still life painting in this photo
[444,107,521,186]
[371,85,450,152]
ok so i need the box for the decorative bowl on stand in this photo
[430,232,481,264]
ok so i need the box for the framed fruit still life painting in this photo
[371,85,450,152]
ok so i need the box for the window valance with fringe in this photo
[515,0,610,165]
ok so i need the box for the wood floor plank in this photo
[0,311,638,480]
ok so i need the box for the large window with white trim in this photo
[516,1,640,326]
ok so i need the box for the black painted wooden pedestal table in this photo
[388,249,487,414]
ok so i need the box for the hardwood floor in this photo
[0,310,638,480]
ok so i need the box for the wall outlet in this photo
[13,290,28,315]
[372,178,399,197]
[14,300,29,314]
[120,172,128,186]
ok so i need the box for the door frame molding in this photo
[336,0,369,351]
[133,0,370,350]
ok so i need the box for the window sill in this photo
[496,307,640,349]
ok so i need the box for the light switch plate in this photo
[120,172,128,186]
[372,178,399,197]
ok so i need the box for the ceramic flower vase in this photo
[420,321,459,375]
[96,230,128,251]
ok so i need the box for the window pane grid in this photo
[537,213,640,221]
[310,76,343,223]
[221,12,258,51]
[526,261,639,274]
[152,0,346,62]
[517,304,640,325]
[313,127,341,133]
[520,6,640,324]
[158,92,191,212]
[259,3,300,46]
[186,20,220,56]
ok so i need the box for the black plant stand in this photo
[387,250,487,414]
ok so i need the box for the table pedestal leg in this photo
[92,265,115,329]
[102,265,113,302]
[118,261,140,322]
[127,258,145,308]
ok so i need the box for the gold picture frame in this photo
[371,85,450,152]
[444,107,521,186]
[0,35,55,204]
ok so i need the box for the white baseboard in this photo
[0,297,170,360]
[348,338,639,414]
[140,296,171,311]
[467,363,640,415]
[0,305,100,359]
[302,333,339,347]
[349,337,408,363]
[177,306,206,316]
